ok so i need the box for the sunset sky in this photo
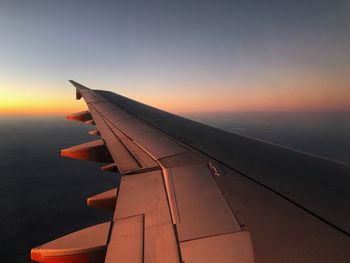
[0,0,349,115]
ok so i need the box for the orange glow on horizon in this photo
[0,85,87,116]
[0,101,86,116]
[1,91,349,116]
[1,80,349,116]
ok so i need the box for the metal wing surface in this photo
[31,81,350,263]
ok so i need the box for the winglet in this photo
[69,80,90,100]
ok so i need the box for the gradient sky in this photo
[0,0,349,115]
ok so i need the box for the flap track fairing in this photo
[66,111,92,123]
[87,188,118,210]
[31,222,111,263]
[61,139,113,163]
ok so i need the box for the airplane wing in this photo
[31,81,350,263]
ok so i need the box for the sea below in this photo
[0,111,349,262]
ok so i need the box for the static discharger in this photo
[85,120,96,125]
[61,139,113,163]
[89,129,101,136]
[101,163,119,172]
[31,222,110,263]
[87,188,118,210]
[66,111,92,123]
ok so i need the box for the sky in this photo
[0,0,349,115]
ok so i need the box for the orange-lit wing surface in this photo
[31,81,350,263]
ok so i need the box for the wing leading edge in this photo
[31,81,350,263]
